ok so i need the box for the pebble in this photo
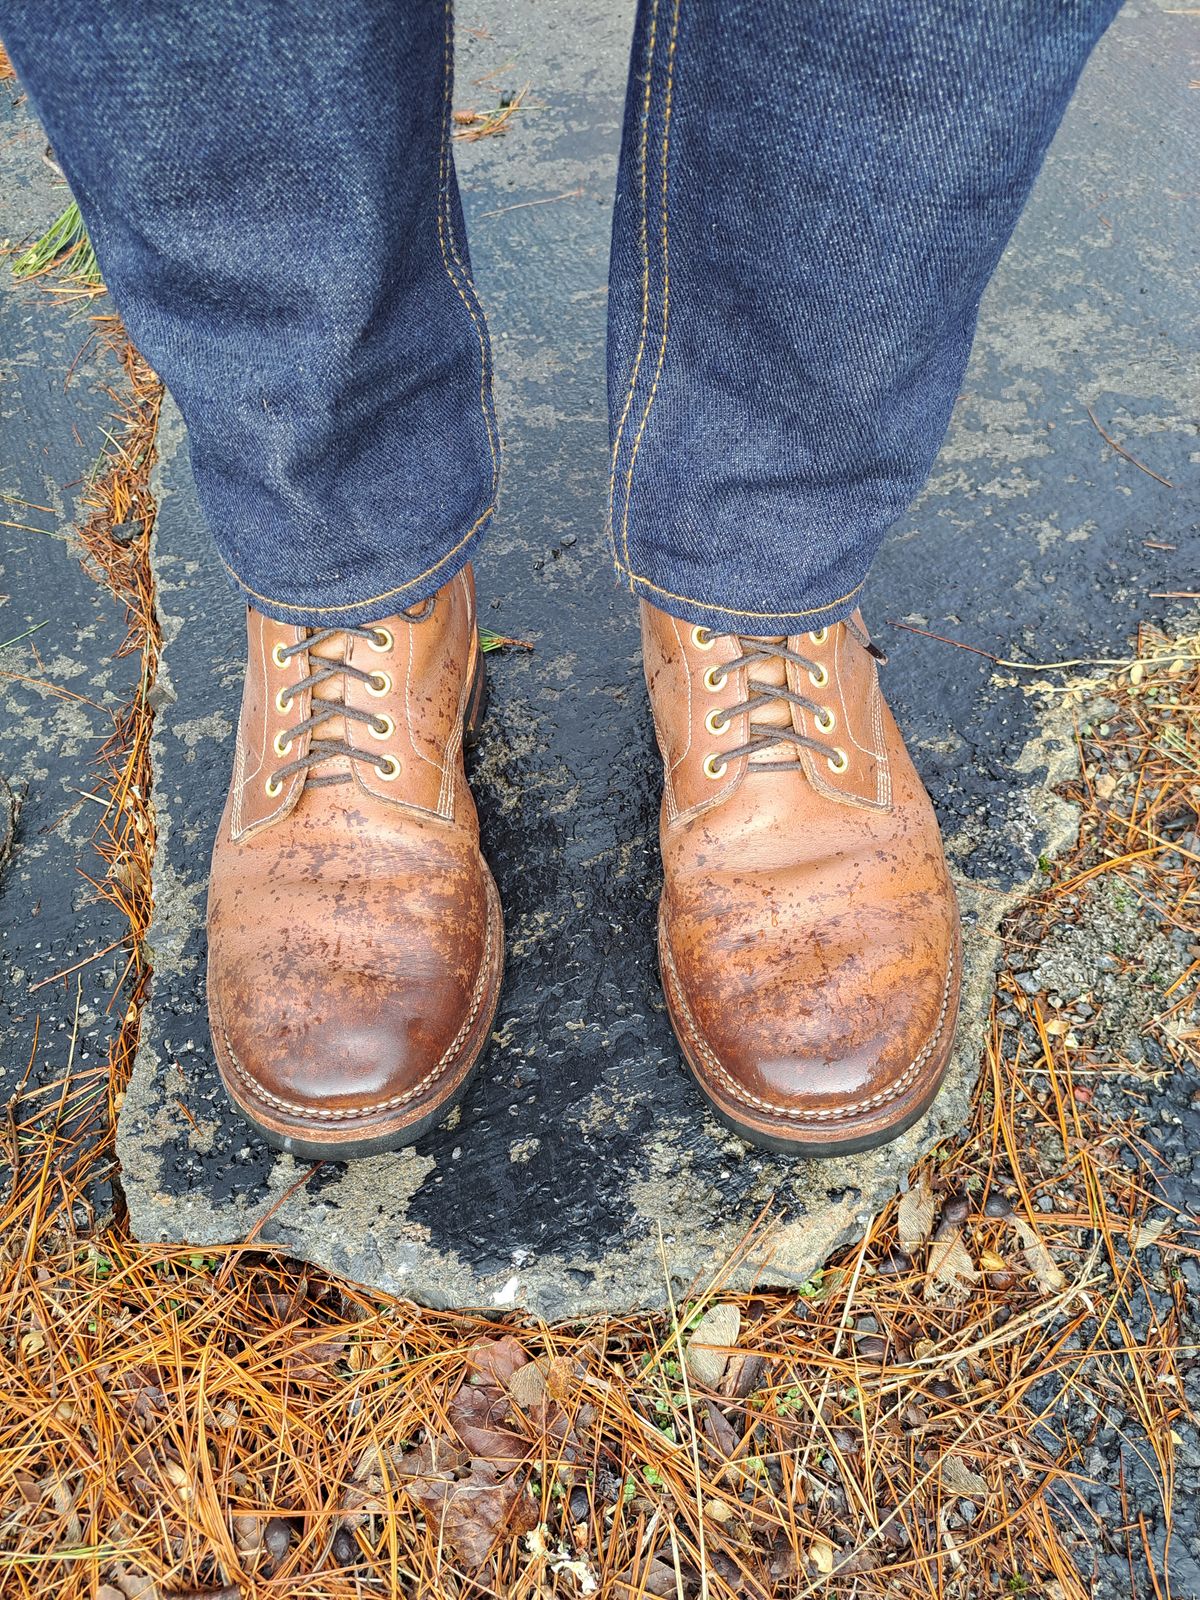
[569,1487,590,1524]
[331,1528,359,1567]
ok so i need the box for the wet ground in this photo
[0,81,139,1213]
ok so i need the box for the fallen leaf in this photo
[898,1174,936,1252]
[284,1332,347,1382]
[544,1355,577,1404]
[685,1303,741,1389]
[613,1557,678,1598]
[1129,1215,1171,1252]
[703,1397,741,1460]
[721,1350,766,1400]
[940,1454,988,1498]
[465,1335,528,1388]
[449,1375,527,1462]
[808,1536,835,1575]
[979,1248,1008,1273]
[1013,1219,1067,1293]
[406,1461,538,1570]
[923,1230,979,1304]
[525,1523,600,1594]
[506,1360,548,1413]
[110,1574,160,1600]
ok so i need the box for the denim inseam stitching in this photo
[219,1,497,620]
[607,0,660,571]
[616,0,680,578]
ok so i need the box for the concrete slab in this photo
[115,1,1197,1318]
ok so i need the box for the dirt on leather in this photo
[2,275,1199,1600]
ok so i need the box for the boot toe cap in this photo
[662,907,960,1153]
[208,872,502,1152]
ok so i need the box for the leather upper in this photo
[643,600,960,1147]
[207,565,502,1146]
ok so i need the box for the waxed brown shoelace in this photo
[707,619,886,773]
[268,597,435,789]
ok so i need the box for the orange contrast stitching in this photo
[607,0,660,574]
[616,0,681,575]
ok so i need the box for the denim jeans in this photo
[2,0,1119,633]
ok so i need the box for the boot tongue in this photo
[743,637,800,769]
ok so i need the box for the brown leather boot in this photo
[206,565,503,1160]
[642,602,960,1156]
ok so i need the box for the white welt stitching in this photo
[662,932,956,1123]
[217,882,500,1123]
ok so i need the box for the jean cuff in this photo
[219,505,495,629]
[614,556,870,636]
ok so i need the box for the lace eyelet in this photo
[370,713,395,741]
[704,708,730,736]
[808,627,829,646]
[827,748,849,774]
[376,754,402,781]
[270,641,289,668]
[264,775,283,797]
[702,753,728,781]
[814,707,835,734]
[702,665,728,693]
[691,625,716,651]
[809,663,829,689]
[366,669,392,697]
[272,730,293,758]
[274,687,292,714]
[368,626,394,653]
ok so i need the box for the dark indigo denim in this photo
[2,0,499,627]
[607,0,1122,630]
[3,1,1119,631]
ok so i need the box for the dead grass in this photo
[0,312,1196,1599]
[453,85,531,142]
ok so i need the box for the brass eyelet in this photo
[366,669,392,697]
[702,752,728,781]
[690,625,715,651]
[703,665,728,693]
[264,775,283,798]
[808,627,828,646]
[704,708,730,736]
[827,748,849,774]
[274,687,293,714]
[272,730,293,758]
[370,713,395,741]
[270,641,289,668]
[376,754,402,781]
[809,663,829,689]
[814,707,836,734]
[368,626,394,653]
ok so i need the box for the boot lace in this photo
[699,618,886,777]
[267,596,435,791]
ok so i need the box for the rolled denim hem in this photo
[220,500,495,629]
[613,553,871,635]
